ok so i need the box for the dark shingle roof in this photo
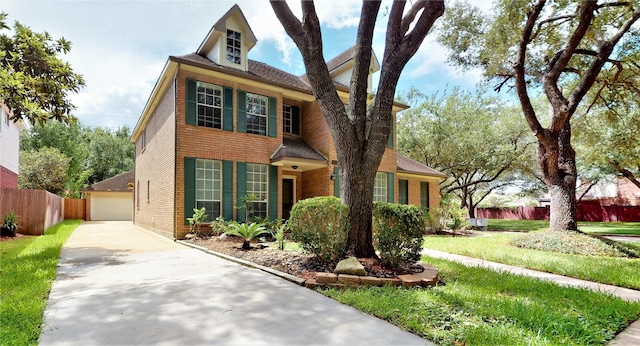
[171,53,310,92]
[397,154,447,178]
[271,136,327,162]
[326,45,356,72]
[82,170,134,192]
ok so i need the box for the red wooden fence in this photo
[476,203,640,222]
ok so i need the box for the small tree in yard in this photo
[19,147,70,195]
[271,0,445,257]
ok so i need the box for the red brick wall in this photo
[0,166,18,189]
[134,81,177,239]
[174,70,286,238]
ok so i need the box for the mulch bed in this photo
[185,235,421,280]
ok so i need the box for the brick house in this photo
[131,5,446,239]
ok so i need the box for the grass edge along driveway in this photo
[321,256,640,346]
[487,219,640,235]
[0,220,82,346]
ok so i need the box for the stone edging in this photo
[306,263,439,289]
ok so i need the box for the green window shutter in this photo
[236,162,247,221]
[399,179,408,204]
[333,167,340,198]
[420,182,430,208]
[268,97,277,138]
[184,157,196,225]
[269,165,278,219]
[387,117,394,149]
[223,87,234,131]
[237,90,247,133]
[292,106,300,135]
[186,79,197,126]
[222,160,233,220]
[387,172,395,203]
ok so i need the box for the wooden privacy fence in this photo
[476,203,640,222]
[64,198,86,220]
[0,189,64,235]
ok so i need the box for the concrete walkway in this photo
[40,222,430,345]
[422,248,640,345]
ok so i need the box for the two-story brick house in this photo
[131,5,446,239]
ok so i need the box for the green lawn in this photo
[322,257,640,346]
[423,233,640,289]
[487,219,640,235]
[0,220,81,346]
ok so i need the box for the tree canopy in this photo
[0,12,85,124]
[18,147,70,195]
[438,0,640,231]
[397,86,536,217]
[20,123,134,197]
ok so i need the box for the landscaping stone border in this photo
[307,263,439,289]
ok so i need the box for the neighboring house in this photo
[81,170,134,221]
[131,5,447,240]
[579,178,640,206]
[0,104,28,189]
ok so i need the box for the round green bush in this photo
[288,196,349,262]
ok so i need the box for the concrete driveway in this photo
[40,221,430,345]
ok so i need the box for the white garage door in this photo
[90,192,133,221]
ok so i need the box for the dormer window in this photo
[226,30,241,64]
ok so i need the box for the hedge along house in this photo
[130,5,447,240]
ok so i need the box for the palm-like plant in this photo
[224,222,268,249]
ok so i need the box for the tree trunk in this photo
[539,121,578,231]
[340,155,377,257]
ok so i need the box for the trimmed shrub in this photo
[372,202,425,269]
[511,230,639,258]
[288,196,348,262]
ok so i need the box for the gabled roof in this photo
[396,154,447,178]
[82,170,134,192]
[172,53,311,92]
[270,136,327,162]
[196,4,257,55]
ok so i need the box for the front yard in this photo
[487,219,640,235]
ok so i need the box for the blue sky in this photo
[1,0,489,130]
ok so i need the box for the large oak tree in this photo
[439,0,640,231]
[270,0,444,256]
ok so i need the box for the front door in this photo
[282,178,294,219]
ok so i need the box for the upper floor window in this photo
[246,93,267,136]
[374,172,387,202]
[226,30,241,64]
[3,108,8,127]
[197,82,223,129]
[283,105,292,134]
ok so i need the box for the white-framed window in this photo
[196,159,222,220]
[246,163,268,219]
[246,93,267,136]
[141,127,147,150]
[226,29,241,64]
[197,82,223,129]
[374,172,387,202]
[3,108,8,127]
[282,104,292,134]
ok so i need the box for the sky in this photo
[1,0,491,131]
